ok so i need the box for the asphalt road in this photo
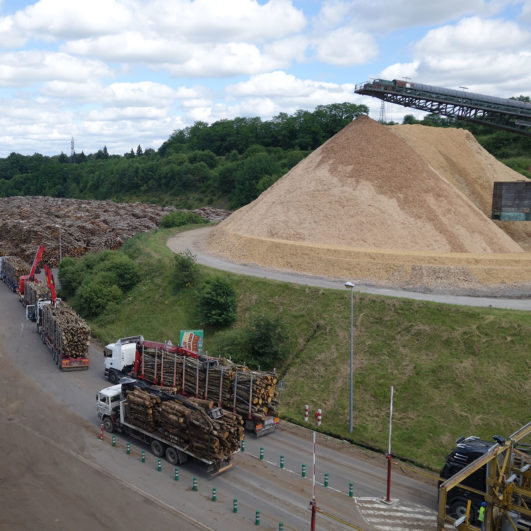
[0,280,441,530]
[167,227,531,311]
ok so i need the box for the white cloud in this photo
[522,0,531,23]
[313,27,378,65]
[0,51,112,87]
[380,17,531,96]
[315,0,502,32]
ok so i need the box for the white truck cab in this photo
[103,336,143,384]
[96,384,123,432]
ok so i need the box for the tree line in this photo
[0,101,528,210]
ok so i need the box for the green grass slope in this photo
[88,226,531,470]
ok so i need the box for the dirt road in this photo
[167,227,531,310]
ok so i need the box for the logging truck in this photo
[97,378,238,474]
[26,266,90,371]
[0,255,29,293]
[104,336,280,437]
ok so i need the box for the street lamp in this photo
[345,281,355,433]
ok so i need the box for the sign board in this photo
[179,330,204,354]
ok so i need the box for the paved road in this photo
[0,281,440,530]
[167,227,531,311]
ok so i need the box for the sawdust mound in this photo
[208,116,531,293]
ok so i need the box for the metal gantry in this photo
[355,79,531,135]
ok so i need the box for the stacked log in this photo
[41,302,90,358]
[1,256,29,285]
[23,280,50,305]
[136,345,279,420]
[123,387,244,464]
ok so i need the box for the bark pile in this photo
[41,302,90,358]
[123,387,244,463]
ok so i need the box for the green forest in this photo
[0,102,529,210]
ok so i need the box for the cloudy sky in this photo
[0,0,530,157]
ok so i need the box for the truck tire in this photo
[108,371,118,385]
[165,447,180,465]
[103,417,114,433]
[449,498,469,519]
[151,439,165,458]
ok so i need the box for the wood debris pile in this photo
[123,386,244,463]
[0,196,231,266]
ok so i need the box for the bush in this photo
[58,257,84,297]
[173,250,199,290]
[243,315,288,370]
[159,210,208,228]
[198,277,237,327]
[77,277,122,317]
[93,253,140,292]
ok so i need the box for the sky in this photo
[0,0,530,157]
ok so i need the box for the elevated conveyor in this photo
[355,79,531,135]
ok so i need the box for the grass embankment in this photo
[89,226,531,471]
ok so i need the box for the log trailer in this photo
[26,265,90,371]
[97,378,237,474]
[104,336,280,437]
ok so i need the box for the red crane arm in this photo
[29,245,45,280]
[44,264,56,303]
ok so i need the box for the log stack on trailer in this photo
[0,256,30,292]
[134,341,280,436]
[23,280,50,307]
[38,302,90,370]
[123,386,244,465]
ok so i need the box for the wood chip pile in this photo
[23,280,50,305]
[0,197,231,267]
[1,256,30,284]
[123,387,244,463]
[41,302,90,358]
[137,345,279,421]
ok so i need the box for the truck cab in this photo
[97,384,123,432]
[104,336,143,384]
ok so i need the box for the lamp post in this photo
[345,281,355,433]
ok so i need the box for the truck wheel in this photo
[165,447,180,465]
[151,440,165,458]
[103,417,114,433]
[449,498,469,519]
[108,371,118,385]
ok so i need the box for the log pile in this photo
[41,302,90,358]
[136,345,279,420]
[23,280,50,305]
[123,387,244,464]
[1,256,29,285]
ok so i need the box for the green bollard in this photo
[126,442,131,455]
[280,455,284,469]
[259,447,264,460]
[212,487,217,502]
[192,476,198,491]
[174,467,179,481]
[233,498,238,513]
[255,510,260,526]
[141,450,145,463]
[302,464,307,478]
[324,473,329,487]
[157,458,162,472]
[241,439,245,452]
[279,523,284,531]
[112,435,116,447]
[349,482,354,497]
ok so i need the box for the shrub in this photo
[243,315,288,370]
[172,250,199,290]
[93,253,140,292]
[77,277,122,317]
[198,277,237,327]
[58,257,84,297]
[159,210,208,228]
